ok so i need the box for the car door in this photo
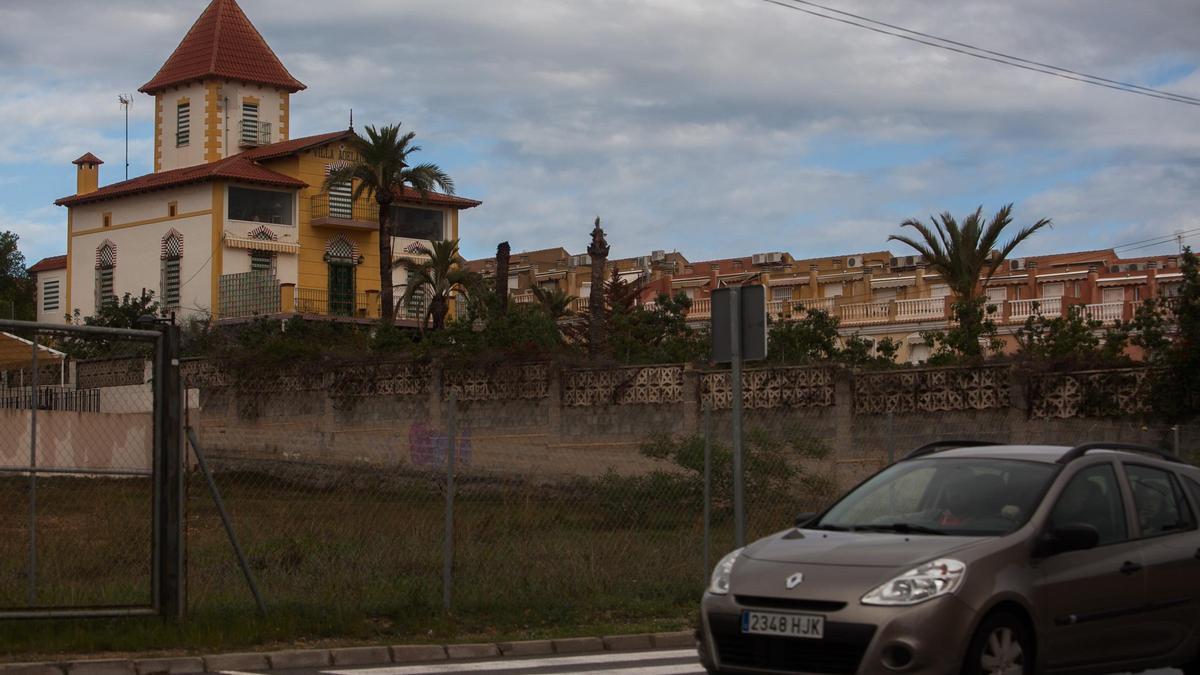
[1120,463,1200,657]
[1034,462,1149,669]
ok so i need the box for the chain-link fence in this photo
[0,320,170,618]
[180,361,1199,631]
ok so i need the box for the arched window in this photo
[160,230,183,308]
[95,241,117,308]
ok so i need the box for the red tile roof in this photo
[28,255,67,274]
[139,0,305,94]
[240,130,356,161]
[72,153,103,166]
[55,155,306,207]
[394,186,482,210]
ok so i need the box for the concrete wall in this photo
[0,409,152,472]
[193,366,1198,490]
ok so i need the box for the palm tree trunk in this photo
[377,197,394,325]
[431,295,448,331]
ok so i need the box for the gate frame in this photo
[0,319,185,621]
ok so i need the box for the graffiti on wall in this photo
[408,422,472,468]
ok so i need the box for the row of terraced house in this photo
[465,246,1185,365]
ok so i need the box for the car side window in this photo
[1048,464,1128,546]
[1125,465,1196,537]
[1186,477,1200,513]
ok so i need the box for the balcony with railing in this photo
[294,287,380,319]
[840,301,893,325]
[239,120,272,147]
[895,297,946,322]
[1008,297,1062,322]
[1084,302,1125,325]
[311,192,379,229]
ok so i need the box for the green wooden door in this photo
[328,263,355,316]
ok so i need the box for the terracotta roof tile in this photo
[393,186,482,210]
[55,155,306,207]
[139,0,305,94]
[28,255,67,274]
[72,153,104,166]
[240,130,356,161]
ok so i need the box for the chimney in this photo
[73,153,103,195]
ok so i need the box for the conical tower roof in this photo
[139,0,305,94]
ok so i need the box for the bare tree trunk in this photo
[496,241,511,316]
[377,196,395,325]
[587,217,610,356]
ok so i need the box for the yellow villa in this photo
[52,0,480,324]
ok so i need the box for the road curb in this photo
[1,630,695,674]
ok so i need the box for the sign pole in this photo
[730,287,745,549]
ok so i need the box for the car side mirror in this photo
[794,512,817,528]
[1036,524,1100,557]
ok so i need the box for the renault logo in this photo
[785,572,804,589]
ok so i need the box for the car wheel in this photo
[961,612,1034,675]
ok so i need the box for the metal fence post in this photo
[729,287,745,549]
[27,330,38,606]
[886,411,895,464]
[155,323,185,621]
[443,391,457,612]
[1173,425,1180,457]
[703,402,712,582]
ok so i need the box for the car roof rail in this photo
[1056,442,1183,465]
[904,440,998,460]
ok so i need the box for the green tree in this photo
[325,124,455,325]
[890,204,1051,358]
[768,309,840,363]
[62,290,162,359]
[609,292,710,364]
[531,285,577,322]
[1014,303,1130,370]
[400,239,475,331]
[1153,247,1200,423]
[0,231,35,321]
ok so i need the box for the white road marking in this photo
[322,650,697,675]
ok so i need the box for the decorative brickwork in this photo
[443,364,550,401]
[331,362,432,398]
[181,359,233,389]
[76,358,145,389]
[562,365,685,406]
[854,365,1010,415]
[1031,368,1157,420]
[700,367,835,410]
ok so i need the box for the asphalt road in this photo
[238,649,1183,674]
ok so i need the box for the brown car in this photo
[697,442,1200,675]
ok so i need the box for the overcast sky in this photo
[2,0,1199,264]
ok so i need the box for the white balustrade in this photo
[1085,302,1125,324]
[839,301,892,325]
[688,298,711,318]
[894,297,945,322]
[1008,297,1062,321]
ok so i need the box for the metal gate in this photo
[0,319,183,620]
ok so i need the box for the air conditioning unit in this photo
[651,250,666,262]
[752,253,767,265]
[1010,258,1026,271]
[569,254,592,267]
[845,256,862,269]
[767,252,784,264]
[889,257,900,268]
[1109,265,1121,273]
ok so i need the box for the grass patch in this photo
[0,462,828,660]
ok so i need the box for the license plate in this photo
[741,610,825,639]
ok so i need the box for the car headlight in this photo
[861,558,966,606]
[708,548,744,595]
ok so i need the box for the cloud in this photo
[2,0,1199,263]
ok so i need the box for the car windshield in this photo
[814,457,1059,536]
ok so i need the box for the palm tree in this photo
[531,285,577,321]
[889,204,1051,303]
[890,204,1051,357]
[400,239,473,331]
[324,124,455,325]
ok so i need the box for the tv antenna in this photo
[118,94,132,180]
